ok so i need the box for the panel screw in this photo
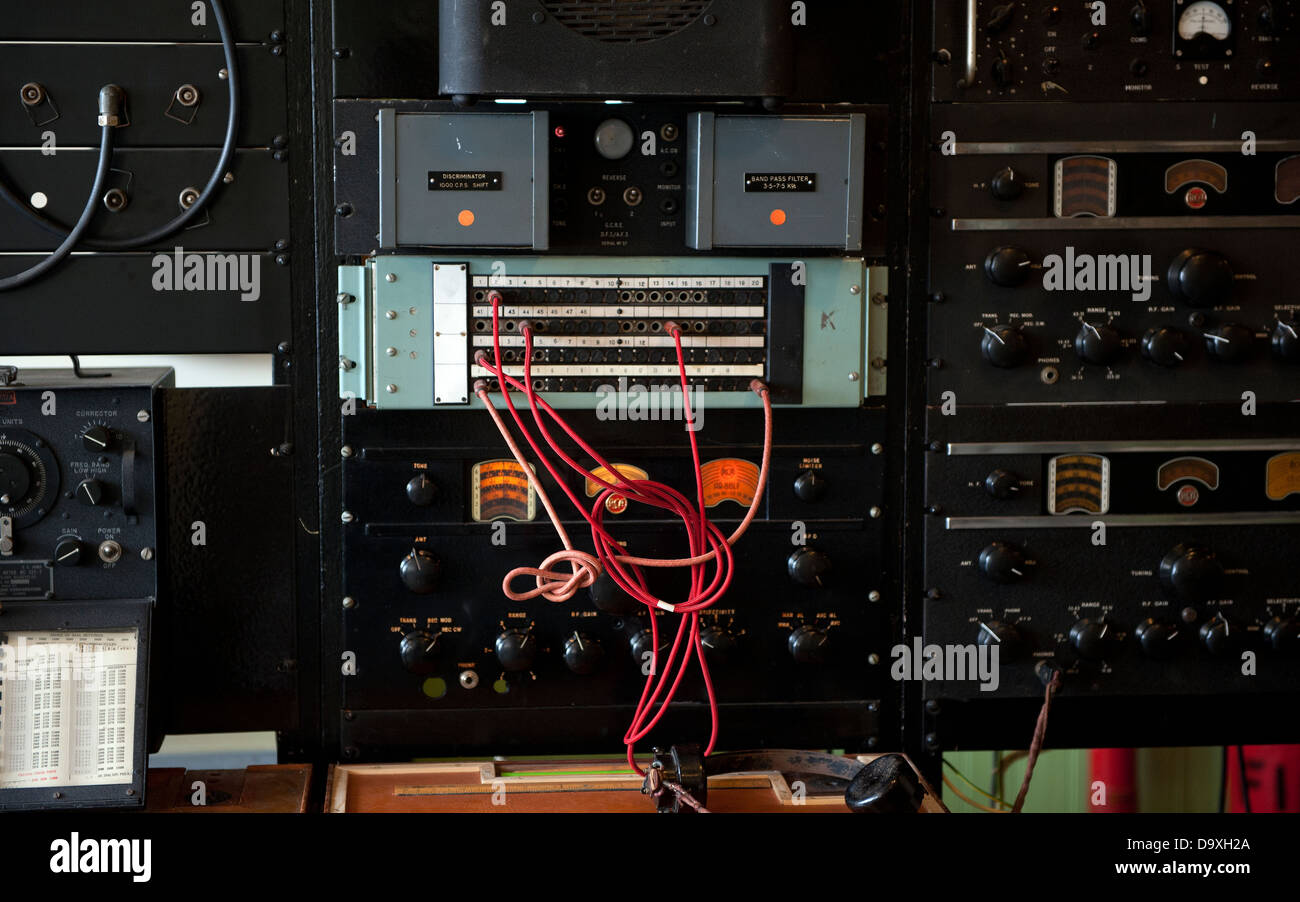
[136,410,150,423]
[867,654,881,666]
[869,506,882,519]
[342,596,356,609]
[868,590,881,602]
[871,292,887,306]
[338,293,354,306]
[53,791,63,799]
[849,284,861,294]
[341,511,355,523]
[385,273,397,283]
[341,445,353,458]
[871,356,886,371]
[140,548,154,561]
[870,443,883,455]
[385,384,397,393]
[386,347,397,357]
[924,732,941,751]
[925,699,941,714]
[848,371,860,381]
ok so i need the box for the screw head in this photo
[867,653,881,666]
[385,273,397,283]
[338,292,354,306]
[848,371,860,381]
[136,410,150,423]
[849,284,861,294]
[386,347,398,357]
[868,590,881,602]
[870,443,883,455]
[341,511,355,523]
[140,548,154,561]
[869,506,882,519]
[342,596,356,609]
[385,384,397,393]
[385,310,398,320]
[341,445,354,458]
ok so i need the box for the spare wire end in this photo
[98,85,126,127]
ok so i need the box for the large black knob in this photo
[1167,249,1233,307]
[589,571,639,615]
[845,754,925,814]
[399,547,442,594]
[562,632,603,675]
[629,628,657,671]
[981,324,1029,368]
[1135,617,1184,660]
[405,473,438,506]
[1074,321,1122,364]
[76,478,105,506]
[978,541,1027,584]
[399,630,442,674]
[1142,326,1189,367]
[788,625,829,664]
[977,620,1022,662]
[788,548,831,588]
[0,452,32,507]
[81,425,113,453]
[990,167,1024,201]
[1265,616,1300,654]
[984,469,1021,500]
[53,537,84,567]
[1159,543,1223,602]
[1273,319,1300,363]
[990,50,1015,89]
[495,628,537,672]
[1199,615,1239,657]
[699,624,739,666]
[1069,618,1120,660]
[984,246,1032,287]
[1204,323,1255,363]
[793,469,826,502]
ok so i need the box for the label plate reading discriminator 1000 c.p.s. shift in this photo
[744,173,816,192]
[428,171,503,191]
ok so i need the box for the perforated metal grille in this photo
[540,1,712,44]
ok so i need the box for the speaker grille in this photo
[541,1,713,44]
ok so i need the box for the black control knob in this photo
[76,478,105,506]
[984,468,1021,500]
[984,246,1032,287]
[788,625,829,665]
[1167,249,1233,307]
[978,541,1027,584]
[986,2,1016,33]
[1257,58,1276,77]
[405,473,438,506]
[1271,319,1300,363]
[981,324,1030,368]
[399,630,442,674]
[562,632,604,675]
[990,50,1015,89]
[1258,2,1276,34]
[990,167,1024,201]
[788,548,831,588]
[699,624,739,666]
[53,537,84,567]
[629,628,657,670]
[81,425,113,453]
[589,571,640,615]
[1135,617,1184,660]
[495,628,537,672]
[1074,321,1123,364]
[1159,543,1223,602]
[1198,615,1238,657]
[1129,2,1151,35]
[977,620,1022,662]
[1264,616,1300,654]
[1069,617,1119,660]
[1204,323,1254,364]
[399,547,442,594]
[0,452,32,507]
[1141,326,1189,367]
[1081,30,1101,50]
[793,469,826,502]
[1043,5,1061,25]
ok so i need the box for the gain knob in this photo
[699,624,739,666]
[399,547,442,594]
[1204,323,1255,363]
[562,632,603,674]
[1074,321,1122,364]
[984,246,1032,287]
[787,548,831,588]
[978,541,1028,584]
[1159,543,1223,602]
[1271,318,1300,363]
[1141,326,1189,367]
[1198,614,1239,657]
[53,537,84,567]
[399,630,442,674]
[1069,617,1120,660]
[976,620,1022,662]
[1167,249,1233,307]
[1135,617,1185,660]
[589,571,639,615]
[981,324,1029,368]
[990,167,1024,201]
[1264,616,1300,654]
[787,625,829,665]
[494,628,537,672]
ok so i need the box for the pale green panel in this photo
[337,256,866,410]
[337,266,369,402]
[943,749,1089,813]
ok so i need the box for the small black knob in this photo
[1198,615,1238,657]
[1167,249,1233,307]
[1136,617,1184,660]
[1258,2,1276,34]
[76,479,105,506]
[1273,319,1300,362]
[699,625,739,666]
[399,547,442,594]
[984,469,1021,500]
[589,571,640,615]
[1069,618,1119,660]
[1081,30,1101,50]
[845,754,925,814]
[1043,5,1061,25]
[788,548,831,588]
[405,473,438,506]
[399,630,442,674]
[984,246,1032,287]
[562,632,604,675]
[53,537,84,567]
[495,629,537,672]
[1264,616,1300,654]
[977,620,1022,662]
[1141,326,1189,367]
[81,425,113,453]
[1204,323,1255,364]
[986,2,1016,33]
[1130,58,1149,76]
[1159,543,1223,602]
[1258,58,1275,77]
[978,541,1027,584]
[1074,321,1123,364]
[981,324,1030,368]
[793,469,826,502]
[1129,2,1150,35]
[788,625,829,665]
[990,167,1024,201]
[990,51,1015,89]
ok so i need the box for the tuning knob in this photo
[787,548,831,588]
[562,632,603,675]
[984,246,1032,287]
[1264,616,1300,654]
[76,478,105,506]
[1073,321,1122,364]
[399,630,442,674]
[1204,323,1255,363]
[1135,617,1184,660]
[981,324,1029,368]
[990,167,1024,201]
[1167,249,1233,307]
[699,624,739,666]
[976,620,1022,662]
[984,468,1021,500]
[589,571,639,615]
[990,50,1015,89]
[1141,326,1190,367]
[399,547,442,594]
[53,537,84,567]
[1271,319,1300,363]
[1069,618,1120,660]
[978,541,1027,584]
[495,628,537,672]
[793,469,826,502]
[405,473,438,506]
[788,625,829,665]
[1159,543,1223,602]
[1199,615,1239,656]
[81,425,113,452]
